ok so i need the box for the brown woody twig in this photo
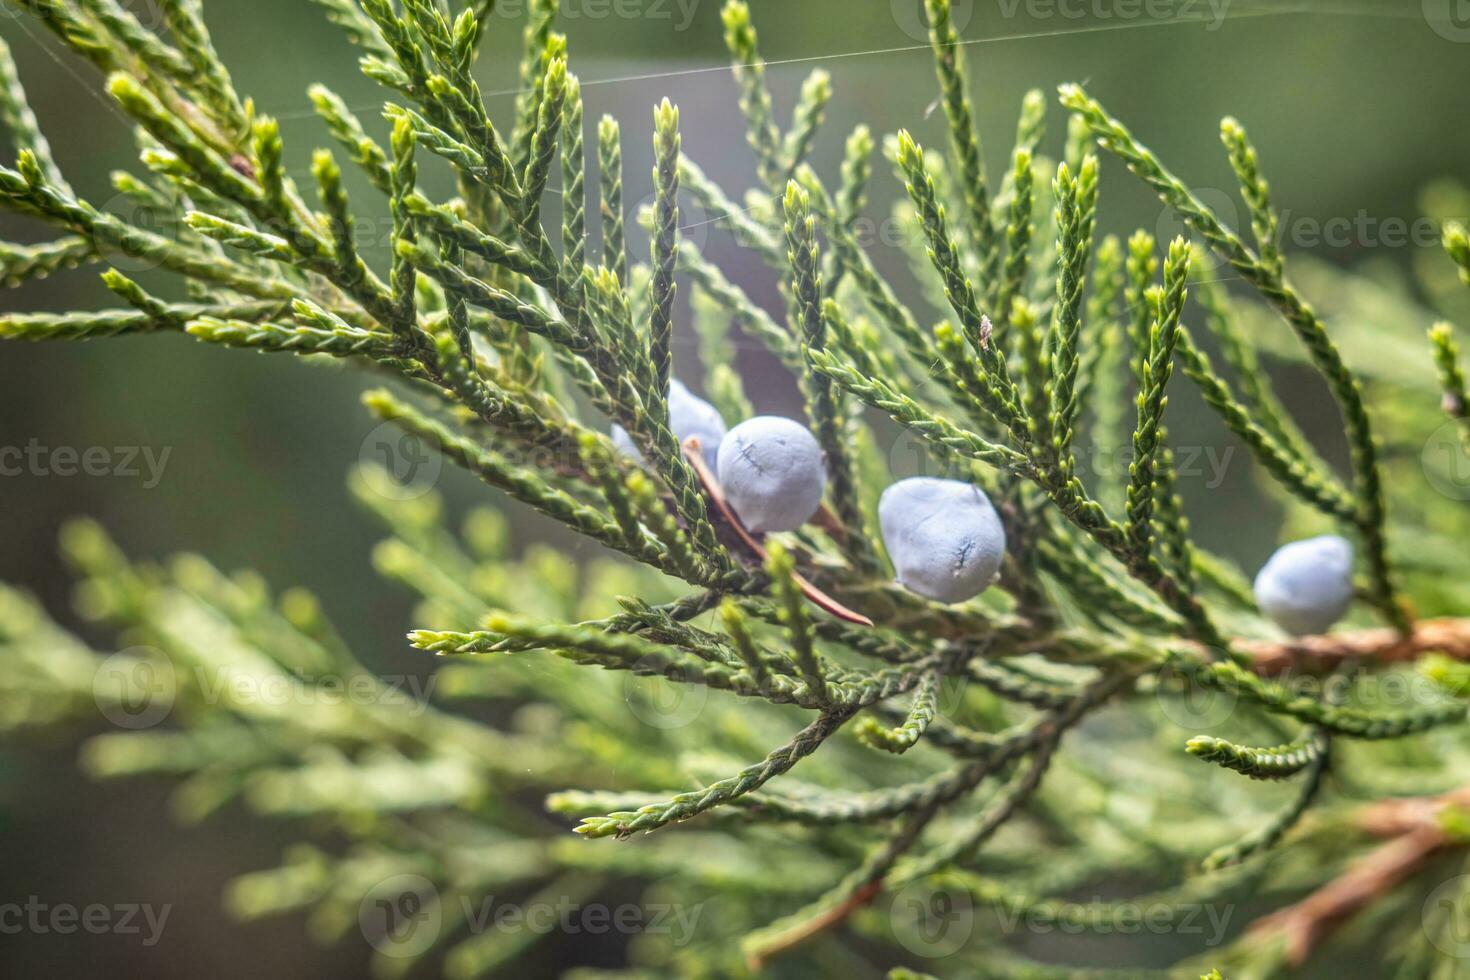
[682,437,874,627]
[1247,787,1470,966]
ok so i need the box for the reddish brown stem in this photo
[1250,825,1446,966]
[682,437,873,627]
[811,502,845,538]
[1247,787,1470,966]
[1244,617,1470,676]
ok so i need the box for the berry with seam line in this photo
[879,477,1007,603]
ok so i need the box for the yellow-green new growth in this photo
[649,97,680,403]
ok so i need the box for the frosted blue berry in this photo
[716,416,826,533]
[879,477,1007,604]
[611,378,727,474]
[1253,535,1355,636]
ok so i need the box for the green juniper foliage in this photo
[3,1,1470,977]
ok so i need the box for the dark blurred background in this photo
[2,0,1469,976]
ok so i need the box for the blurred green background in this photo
[2,0,1469,975]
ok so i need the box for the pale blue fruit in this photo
[716,416,826,533]
[1253,535,1355,636]
[611,378,727,474]
[879,477,1007,604]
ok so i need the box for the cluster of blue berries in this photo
[623,383,1359,633]
[620,381,1007,604]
